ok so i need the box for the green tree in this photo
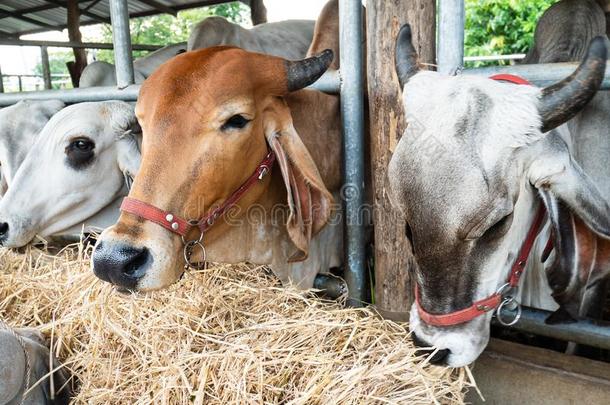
[91,2,248,63]
[33,50,73,89]
[465,0,559,66]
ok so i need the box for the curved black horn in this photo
[286,49,334,92]
[395,24,420,89]
[539,36,607,132]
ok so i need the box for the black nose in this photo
[0,222,8,239]
[92,241,151,290]
[412,332,451,365]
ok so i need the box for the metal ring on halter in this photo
[496,282,517,297]
[496,296,522,326]
[183,240,206,270]
[181,220,203,245]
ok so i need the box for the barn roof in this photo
[0,0,229,38]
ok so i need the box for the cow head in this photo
[388,25,610,366]
[92,47,333,292]
[0,100,64,195]
[0,101,141,247]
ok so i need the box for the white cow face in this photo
[389,25,610,367]
[0,101,141,247]
[0,100,64,195]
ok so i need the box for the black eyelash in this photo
[221,114,250,131]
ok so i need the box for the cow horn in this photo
[285,50,334,92]
[395,24,420,89]
[539,36,607,132]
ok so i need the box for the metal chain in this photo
[0,319,32,405]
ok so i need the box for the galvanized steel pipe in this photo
[465,61,610,90]
[339,0,366,307]
[438,0,465,75]
[494,306,610,350]
[0,70,340,106]
[109,0,135,88]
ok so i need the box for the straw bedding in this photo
[0,244,472,404]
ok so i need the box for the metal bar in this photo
[0,71,338,105]
[0,65,4,94]
[339,0,366,307]
[464,54,526,62]
[464,61,610,90]
[0,38,162,51]
[0,4,59,20]
[40,46,52,90]
[313,274,348,300]
[494,306,610,350]
[109,0,135,88]
[438,0,465,74]
[135,0,177,16]
[17,76,22,92]
[1,13,60,32]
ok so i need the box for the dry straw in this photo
[0,244,472,404]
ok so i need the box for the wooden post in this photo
[366,0,436,320]
[40,46,52,90]
[66,0,88,88]
[250,0,267,25]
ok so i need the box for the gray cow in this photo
[79,43,187,88]
[187,17,314,59]
[0,328,70,405]
[388,21,609,367]
[522,0,610,325]
[0,100,64,196]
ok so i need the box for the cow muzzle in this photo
[92,222,185,292]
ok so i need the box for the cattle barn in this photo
[0,0,609,404]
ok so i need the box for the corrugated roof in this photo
[0,0,231,37]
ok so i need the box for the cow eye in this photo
[221,114,250,131]
[65,137,95,169]
[485,213,513,237]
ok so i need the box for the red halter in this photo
[415,74,548,327]
[120,150,275,266]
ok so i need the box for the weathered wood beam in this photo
[366,0,436,320]
[66,0,88,88]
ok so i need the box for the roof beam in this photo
[2,13,61,32]
[0,4,59,20]
[44,0,111,25]
[135,0,177,16]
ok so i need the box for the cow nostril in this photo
[122,247,150,278]
[0,222,8,237]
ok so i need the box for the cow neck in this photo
[415,74,548,327]
[120,150,276,240]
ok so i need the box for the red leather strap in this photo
[120,150,275,239]
[489,74,532,86]
[121,198,191,237]
[415,74,549,327]
[416,286,502,327]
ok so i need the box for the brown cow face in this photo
[92,47,333,291]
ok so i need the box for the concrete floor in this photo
[466,339,610,405]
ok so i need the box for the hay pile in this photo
[0,244,472,404]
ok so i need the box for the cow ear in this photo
[37,99,64,118]
[531,155,610,239]
[107,101,142,186]
[264,103,333,262]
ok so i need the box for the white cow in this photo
[79,43,187,87]
[188,17,314,59]
[0,100,64,195]
[0,101,140,247]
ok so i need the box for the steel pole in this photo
[438,0,465,74]
[0,65,4,94]
[0,38,162,51]
[494,306,610,350]
[109,0,134,88]
[339,0,366,307]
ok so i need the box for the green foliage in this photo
[92,2,248,63]
[33,50,73,89]
[465,0,559,66]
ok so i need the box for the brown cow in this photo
[92,5,345,292]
